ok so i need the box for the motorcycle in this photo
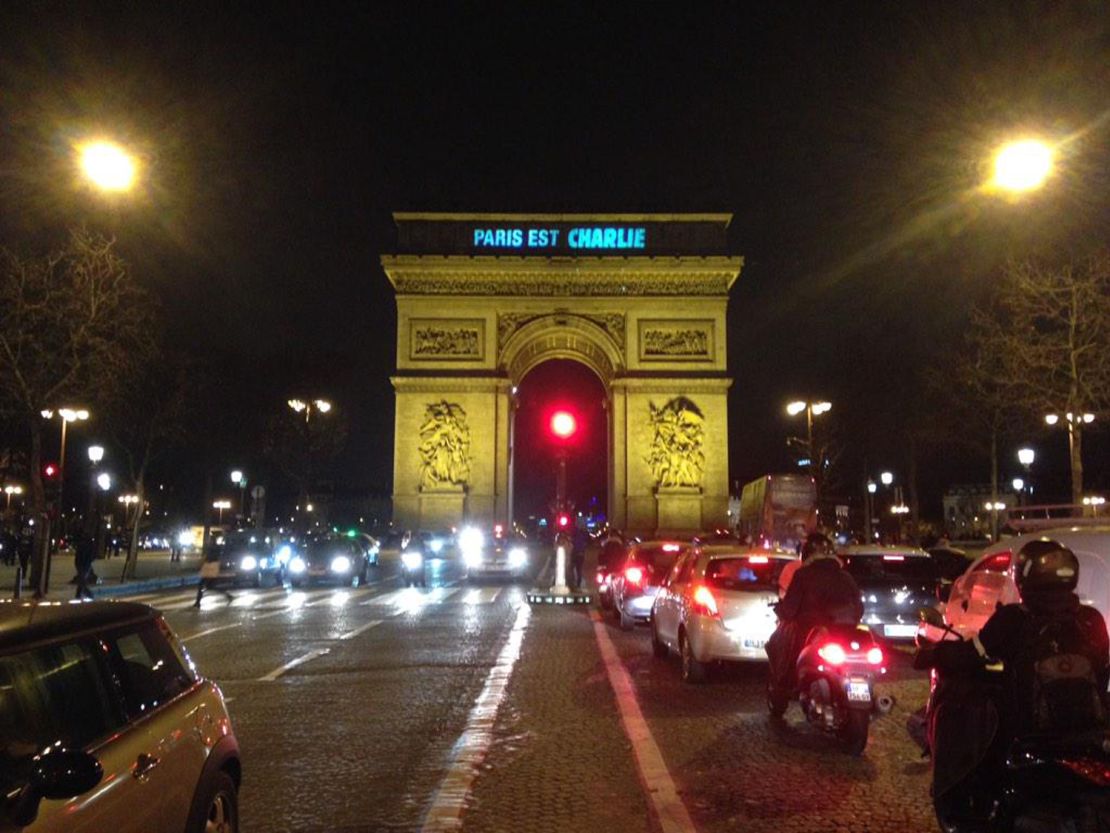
[400,546,426,587]
[769,619,893,756]
[914,607,1110,832]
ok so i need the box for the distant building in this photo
[942,484,1017,539]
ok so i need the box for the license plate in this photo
[742,638,766,649]
[847,680,871,702]
[884,624,917,638]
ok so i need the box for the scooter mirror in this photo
[917,606,944,627]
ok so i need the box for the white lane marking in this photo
[305,587,377,607]
[590,611,697,833]
[422,603,530,832]
[461,587,500,605]
[181,622,243,642]
[337,619,384,640]
[257,647,331,682]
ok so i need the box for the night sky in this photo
[1,2,1107,521]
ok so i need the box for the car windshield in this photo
[705,556,789,591]
[307,539,348,558]
[842,554,937,583]
[224,532,272,551]
[629,544,685,577]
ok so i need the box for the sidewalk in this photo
[0,549,201,602]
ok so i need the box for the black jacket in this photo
[777,556,864,625]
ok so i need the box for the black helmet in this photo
[801,532,834,560]
[1014,539,1079,594]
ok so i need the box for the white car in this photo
[651,545,797,683]
[944,526,1110,639]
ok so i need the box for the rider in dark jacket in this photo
[767,533,864,704]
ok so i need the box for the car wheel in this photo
[651,619,669,659]
[186,769,238,833]
[680,631,707,684]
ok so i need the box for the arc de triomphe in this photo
[384,213,742,536]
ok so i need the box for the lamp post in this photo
[41,408,89,524]
[229,470,246,523]
[77,139,138,193]
[287,398,333,424]
[85,445,105,538]
[786,400,832,488]
[1044,412,1095,506]
[4,484,23,513]
[212,500,232,525]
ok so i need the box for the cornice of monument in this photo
[382,255,743,296]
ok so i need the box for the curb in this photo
[91,574,200,598]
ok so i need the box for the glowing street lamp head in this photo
[313,399,332,413]
[96,473,112,492]
[87,445,105,463]
[1012,478,1025,492]
[880,471,894,486]
[991,139,1053,193]
[1044,413,1059,426]
[550,410,577,440]
[287,399,306,413]
[811,401,832,415]
[78,140,137,192]
[1017,447,1035,466]
[230,470,243,485]
[785,401,807,416]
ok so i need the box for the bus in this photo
[738,474,817,551]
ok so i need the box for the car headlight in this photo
[331,555,352,573]
[508,547,527,568]
[402,550,424,569]
[464,550,483,569]
[429,538,444,553]
[240,555,258,571]
[459,526,484,555]
[289,556,307,574]
[276,544,293,565]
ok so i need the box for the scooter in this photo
[914,607,1110,832]
[770,621,892,756]
[400,546,426,587]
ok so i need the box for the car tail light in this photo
[662,543,681,552]
[866,647,884,665]
[1060,758,1110,787]
[747,555,769,564]
[817,642,847,665]
[883,554,905,561]
[691,585,719,617]
[596,571,609,586]
[624,565,644,586]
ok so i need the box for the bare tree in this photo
[975,254,1110,505]
[263,405,348,523]
[0,229,152,592]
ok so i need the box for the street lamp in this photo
[785,400,832,485]
[880,471,894,486]
[77,139,137,193]
[230,469,247,522]
[1012,478,1025,493]
[1017,447,1036,467]
[287,398,333,422]
[96,473,112,492]
[1044,412,1097,506]
[990,139,1054,194]
[41,407,89,523]
[4,484,23,512]
[212,499,232,525]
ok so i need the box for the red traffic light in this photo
[556,513,570,529]
[43,462,59,479]
[550,410,577,440]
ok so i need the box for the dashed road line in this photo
[257,647,332,682]
[590,610,698,833]
[421,603,531,832]
[337,619,385,640]
[181,622,243,642]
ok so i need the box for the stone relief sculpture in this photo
[645,397,706,488]
[412,323,482,358]
[641,325,711,358]
[418,401,472,489]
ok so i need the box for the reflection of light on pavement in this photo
[330,591,351,608]
[285,592,309,609]
[231,592,260,607]
[393,586,430,613]
[462,588,484,605]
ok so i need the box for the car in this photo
[944,526,1110,639]
[287,535,370,587]
[459,526,529,580]
[927,545,973,582]
[215,529,287,587]
[0,599,240,832]
[837,545,940,641]
[651,545,796,682]
[610,540,688,630]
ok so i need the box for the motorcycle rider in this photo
[927,539,1109,827]
[766,532,864,711]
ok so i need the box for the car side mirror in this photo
[917,606,944,627]
[9,747,102,826]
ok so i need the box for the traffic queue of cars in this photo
[208,529,382,589]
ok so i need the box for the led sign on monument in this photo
[472,226,647,250]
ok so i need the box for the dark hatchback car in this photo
[837,546,941,641]
[287,536,370,587]
[0,600,240,832]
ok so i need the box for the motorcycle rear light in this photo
[691,584,719,617]
[866,647,884,665]
[624,566,644,586]
[1060,758,1110,787]
[817,642,847,665]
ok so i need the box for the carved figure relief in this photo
[410,319,484,360]
[639,320,713,361]
[645,397,706,488]
[497,311,625,354]
[418,401,472,489]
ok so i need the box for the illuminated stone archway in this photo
[384,213,742,535]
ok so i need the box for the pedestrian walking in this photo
[193,548,233,607]
[570,523,590,590]
[74,532,97,600]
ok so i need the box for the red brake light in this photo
[624,566,644,586]
[818,643,847,665]
[691,585,719,617]
[748,555,769,564]
[866,647,884,666]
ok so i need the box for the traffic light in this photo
[43,462,59,480]
[556,512,570,530]
[549,410,577,441]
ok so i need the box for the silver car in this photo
[0,600,240,832]
[651,545,796,682]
